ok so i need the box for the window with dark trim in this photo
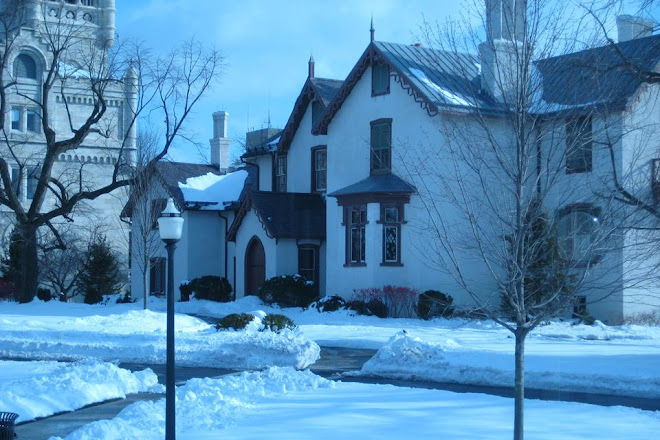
[371,61,390,96]
[344,205,367,265]
[14,54,37,79]
[566,116,592,174]
[572,295,587,319]
[11,166,20,195]
[311,146,327,192]
[379,204,404,265]
[557,204,601,265]
[370,119,392,174]
[276,154,287,193]
[298,245,319,290]
[149,257,166,296]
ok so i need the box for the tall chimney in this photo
[479,0,527,103]
[617,15,654,42]
[308,55,315,79]
[209,111,230,171]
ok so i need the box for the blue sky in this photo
[114,0,460,163]
[114,0,657,164]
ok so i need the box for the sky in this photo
[113,1,658,164]
[114,0,461,163]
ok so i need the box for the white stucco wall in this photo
[233,209,277,298]
[286,104,328,193]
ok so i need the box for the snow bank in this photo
[54,367,333,440]
[0,305,320,370]
[358,331,660,398]
[0,360,162,423]
[54,367,660,440]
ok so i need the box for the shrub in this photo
[345,299,368,315]
[116,292,133,304]
[216,313,255,331]
[316,295,346,313]
[181,276,233,303]
[76,235,121,305]
[353,285,418,318]
[418,290,454,319]
[366,298,389,318]
[261,314,296,332]
[258,275,317,308]
[37,288,52,302]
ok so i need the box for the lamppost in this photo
[158,198,184,440]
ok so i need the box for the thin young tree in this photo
[0,2,224,301]
[401,1,648,438]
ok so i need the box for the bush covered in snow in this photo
[262,314,296,332]
[345,298,389,318]
[180,276,233,302]
[315,295,346,312]
[258,275,317,308]
[215,313,256,330]
[418,290,454,319]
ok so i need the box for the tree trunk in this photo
[18,224,39,303]
[142,252,149,310]
[513,328,526,440]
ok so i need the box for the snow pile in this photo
[0,304,320,370]
[0,359,162,423]
[359,331,660,398]
[54,367,660,440]
[54,367,333,440]
[178,170,247,210]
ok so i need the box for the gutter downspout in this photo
[218,212,229,291]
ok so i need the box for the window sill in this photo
[343,263,366,268]
[371,90,390,97]
[380,262,403,267]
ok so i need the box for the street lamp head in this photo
[158,198,184,242]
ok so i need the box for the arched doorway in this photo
[245,236,265,296]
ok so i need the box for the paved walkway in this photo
[13,346,660,439]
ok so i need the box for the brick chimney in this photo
[617,15,655,42]
[209,111,230,172]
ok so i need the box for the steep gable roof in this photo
[314,41,499,135]
[277,76,343,152]
[227,191,326,241]
[535,33,660,114]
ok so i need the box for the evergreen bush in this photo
[180,276,233,302]
[366,298,389,318]
[316,295,346,312]
[258,275,317,308]
[37,288,52,302]
[215,313,255,331]
[418,290,454,319]
[76,235,121,305]
[261,314,296,332]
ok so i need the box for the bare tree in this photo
[39,226,87,302]
[400,1,653,438]
[121,127,162,309]
[0,2,223,301]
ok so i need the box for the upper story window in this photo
[372,61,390,96]
[26,110,39,132]
[557,204,601,265]
[14,54,37,80]
[276,155,287,193]
[311,100,323,129]
[151,198,167,229]
[370,119,392,174]
[566,116,592,174]
[27,167,40,200]
[312,146,327,192]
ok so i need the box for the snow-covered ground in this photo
[53,367,660,440]
[1,297,660,438]
[0,359,162,423]
[0,299,319,370]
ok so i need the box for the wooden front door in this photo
[245,237,265,296]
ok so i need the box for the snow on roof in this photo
[179,169,248,210]
[409,67,474,107]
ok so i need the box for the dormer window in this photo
[14,54,37,80]
[372,61,390,96]
[311,100,323,129]
[566,116,592,174]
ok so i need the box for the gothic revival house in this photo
[1,1,137,278]
[127,2,659,324]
